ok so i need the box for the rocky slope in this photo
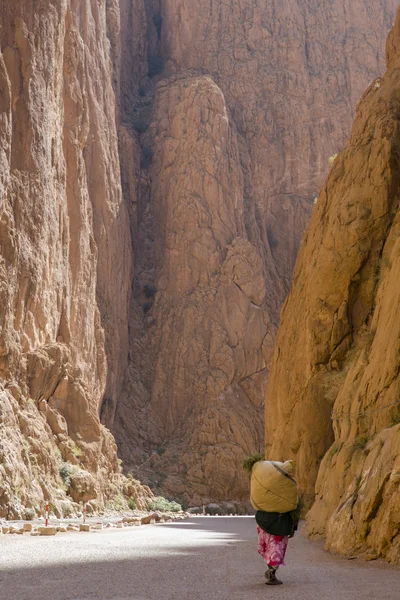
[113,0,398,506]
[266,8,400,564]
[0,0,149,518]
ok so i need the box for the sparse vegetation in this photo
[148,55,164,78]
[352,434,370,451]
[138,86,146,97]
[351,474,363,507]
[59,462,75,487]
[24,507,36,521]
[242,452,264,476]
[128,497,137,510]
[156,445,166,455]
[150,496,182,513]
[327,443,340,461]
[71,442,83,459]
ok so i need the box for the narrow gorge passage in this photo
[1,0,400,572]
[1,518,399,600]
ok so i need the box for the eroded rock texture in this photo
[266,8,400,563]
[0,0,149,518]
[114,0,398,505]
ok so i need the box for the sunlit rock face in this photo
[113,0,398,505]
[266,7,400,564]
[0,0,150,517]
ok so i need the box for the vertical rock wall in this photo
[265,8,400,563]
[0,0,148,517]
[114,0,398,505]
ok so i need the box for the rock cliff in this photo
[113,0,398,505]
[0,0,149,518]
[266,8,400,564]
[0,0,398,516]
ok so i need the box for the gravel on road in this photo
[0,516,399,600]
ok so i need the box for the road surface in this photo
[0,517,399,600]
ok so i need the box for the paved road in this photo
[0,517,399,600]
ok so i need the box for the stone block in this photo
[38,527,57,536]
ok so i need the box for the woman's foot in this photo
[265,566,283,585]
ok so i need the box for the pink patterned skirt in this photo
[257,526,289,567]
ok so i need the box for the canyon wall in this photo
[1,0,398,517]
[0,0,149,518]
[113,0,398,505]
[266,8,400,563]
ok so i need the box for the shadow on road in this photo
[1,517,399,600]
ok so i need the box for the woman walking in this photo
[243,454,300,586]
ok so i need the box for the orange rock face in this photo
[0,0,149,517]
[113,0,398,505]
[266,8,400,563]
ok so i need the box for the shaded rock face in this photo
[266,9,400,564]
[0,0,149,517]
[114,0,398,505]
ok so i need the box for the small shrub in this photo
[150,496,182,513]
[59,462,74,487]
[133,119,149,134]
[128,497,137,510]
[140,146,154,169]
[148,55,164,78]
[144,283,156,298]
[24,508,36,521]
[138,86,146,97]
[327,443,340,460]
[242,452,264,476]
[351,474,363,507]
[156,445,166,455]
[71,443,82,459]
[352,434,370,451]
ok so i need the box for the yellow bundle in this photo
[250,460,298,513]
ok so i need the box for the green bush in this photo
[352,434,370,451]
[128,498,137,510]
[150,496,182,513]
[242,452,264,476]
[59,462,74,487]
